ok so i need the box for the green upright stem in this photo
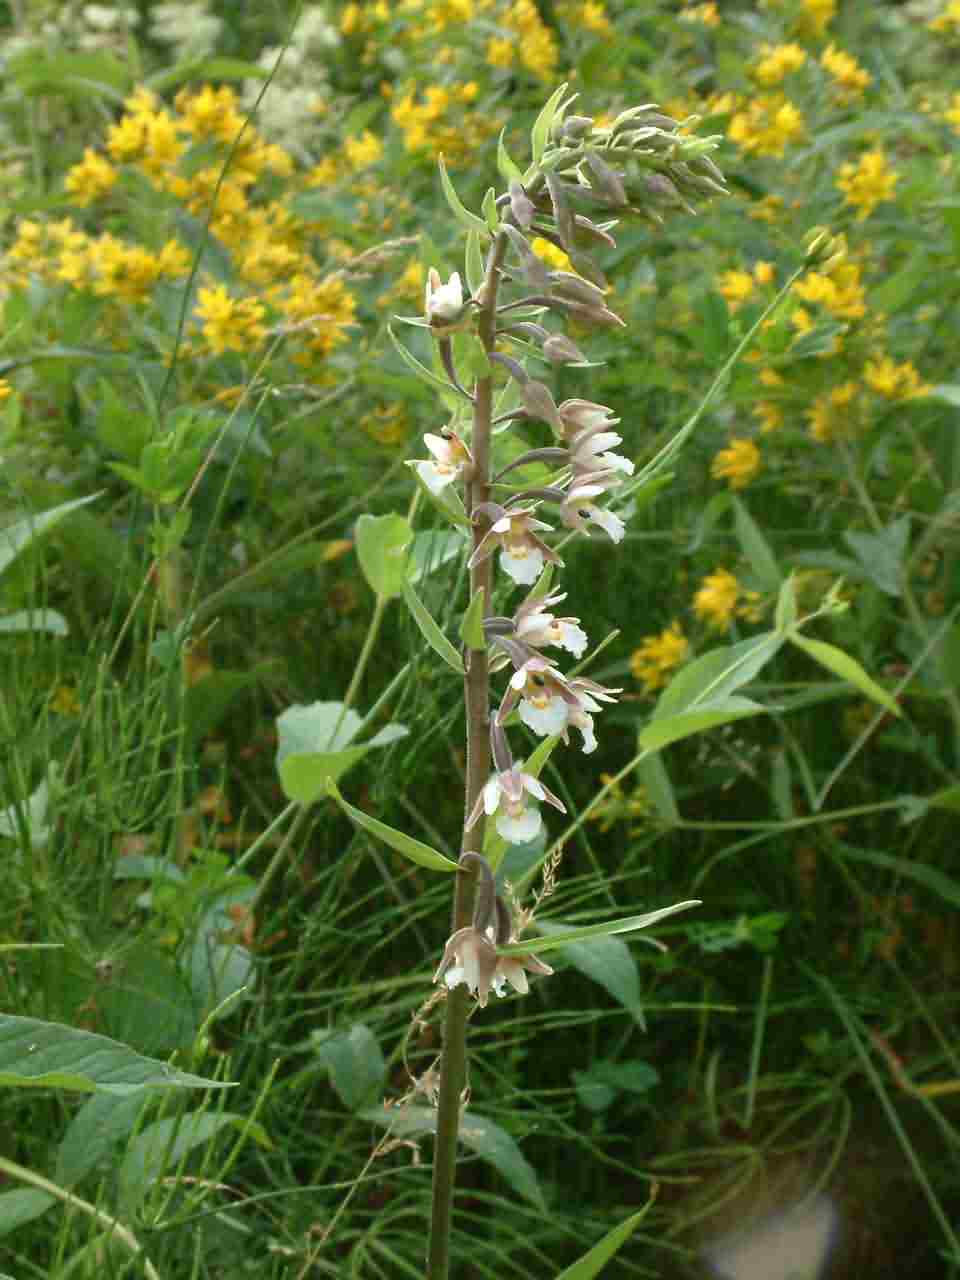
[427,231,508,1280]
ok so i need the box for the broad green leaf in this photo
[789,633,900,716]
[654,633,782,720]
[0,1190,55,1237]
[327,780,458,871]
[276,701,409,804]
[464,228,484,296]
[497,902,701,956]
[497,127,525,184]
[0,493,101,578]
[460,587,487,650]
[836,844,960,908]
[118,1111,270,1212]
[147,56,269,91]
[638,699,766,752]
[437,154,489,236]
[312,1024,385,1111]
[733,497,781,591]
[573,1059,660,1112]
[363,1104,545,1210]
[0,762,59,849]
[406,529,465,582]
[843,517,910,597]
[0,1015,233,1094]
[554,1207,654,1279]
[355,512,412,599]
[637,753,678,824]
[536,922,643,1025]
[401,579,464,673]
[388,324,460,403]
[529,83,569,169]
[55,1090,150,1186]
[482,186,500,232]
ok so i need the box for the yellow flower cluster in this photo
[945,94,960,133]
[930,0,960,34]
[390,81,487,157]
[195,285,267,356]
[64,148,118,206]
[805,381,859,443]
[718,261,775,314]
[753,43,807,88]
[797,0,836,37]
[792,260,866,323]
[863,356,931,401]
[693,568,762,630]
[680,3,720,26]
[821,44,871,98]
[531,237,574,272]
[728,95,805,157]
[630,622,690,693]
[712,438,761,489]
[836,150,898,221]
[488,0,560,79]
[0,379,13,403]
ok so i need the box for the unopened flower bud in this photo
[509,179,536,229]
[425,268,469,332]
[542,333,588,364]
[556,114,594,141]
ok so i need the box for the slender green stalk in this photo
[427,230,508,1280]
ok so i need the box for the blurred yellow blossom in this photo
[821,44,871,97]
[754,401,784,433]
[50,685,81,716]
[487,35,515,67]
[195,284,267,356]
[798,0,836,37]
[806,381,859,442]
[693,568,763,630]
[863,356,931,400]
[728,95,805,156]
[532,237,573,271]
[719,269,755,313]
[793,261,866,321]
[630,622,690,693]
[506,0,559,79]
[344,129,383,170]
[836,150,898,221]
[712,438,761,489]
[175,84,245,143]
[931,0,960,33]
[753,43,807,87]
[943,93,960,133]
[681,2,720,25]
[0,379,12,403]
[64,148,118,206]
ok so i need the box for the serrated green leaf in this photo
[789,633,900,716]
[437,154,489,235]
[327,780,459,871]
[497,127,525,184]
[0,1016,233,1094]
[362,1105,545,1210]
[355,512,412,599]
[276,701,408,804]
[497,902,701,956]
[401,579,464,672]
[460,587,487,650]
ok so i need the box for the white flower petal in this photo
[500,548,544,585]
[519,695,569,737]
[482,777,501,816]
[588,505,626,543]
[415,460,456,495]
[496,807,542,843]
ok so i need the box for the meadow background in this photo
[1,0,959,1276]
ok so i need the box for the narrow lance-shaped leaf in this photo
[460,586,487,650]
[401,579,464,673]
[481,186,500,233]
[789,632,901,717]
[437,154,490,236]
[464,228,484,297]
[388,324,461,406]
[496,901,702,957]
[497,127,525,184]
[529,82,569,170]
[327,779,459,871]
[554,1205,656,1280]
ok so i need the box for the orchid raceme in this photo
[387,88,728,1280]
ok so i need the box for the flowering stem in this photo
[427,231,508,1280]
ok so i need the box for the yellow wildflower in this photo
[793,261,865,321]
[487,36,515,67]
[0,379,12,403]
[945,94,960,133]
[759,368,784,388]
[307,156,340,186]
[750,193,785,224]
[505,0,559,80]
[575,2,612,35]
[532,237,573,272]
[753,43,807,88]
[175,85,245,143]
[798,0,836,37]
[195,284,267,356]
[138,111,184,179]
[712,438,761,489]
[87,237,165,304]
[107,113,147,162]
[280,275,356,359]
[821,44,871,97]
[931,0,960,33]
[630,623,690,693]
[344,130,383,170]
[728,95,805,157]
[50,685,81,716]
[64,148,118,206]
[681,2,720,25]
[693,569,740,629]
[753,261,775,286]
[754,401,784,433]
[805,381,858,443]
[718,269,755,313]
[836,150,898,221]
[863,356,931,400]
